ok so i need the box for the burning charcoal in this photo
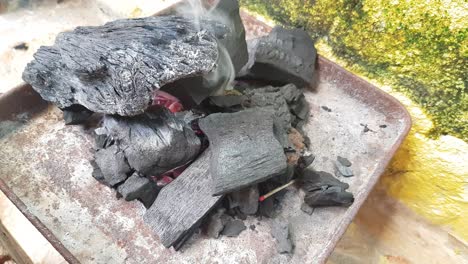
[228,186,259,215]
[300,202,314,215]
[143,151,223,249]
[62,105,93,125]
[337,156,352,167]
[300,170,354,207]
[240,26,317,88]
[117,172,159,209]
[98,109,200,176]
[23,16,227,116]
[94,145,131,186]
[221,219,246,237]
[199,108,287,195]
[271,220,293,254]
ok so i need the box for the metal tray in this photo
[0,13,411,264]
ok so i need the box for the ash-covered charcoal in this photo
[204,208,230,238]
[144,150,223,249]
[96,108,200,176]
[337,156,352,167]
[117,172,159,208]
[300,170,354,207]
[93,145,131,186]
[240,26,317,88]
[228,186,259,215]
[334,160,354,178]
[62,105,93,125]
[221,219,246,237]
[22,16,227,116]
[271,220,294,254]
[199,108,287,195]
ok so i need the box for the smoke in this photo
[175,0,236,94]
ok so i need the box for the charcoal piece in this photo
[297,154,315,172]
[228,186,259,215]
[221,219,246,237]
[337,156,352,167]
[334,161,354,177]
[258,197,275,218]
[98,109,200,176]
[94,145,131,186]
[271,220,293,254]
[205,209,229,238]
[300,170,354,207]
[240,26,316,87]
[304,186,354,207]
[90,159,105,183]
[62,105,93,125]
[13,42,29,50]
[143,151,223,249]
[321,106,332,112]
[23,16,226,116]
[300,202,314,215]
[208,95,245,108]
[199,108,287,195]
[210,0,248,74]
[249,224,256,230]
[117,172,159,208]
[300,170,349,193]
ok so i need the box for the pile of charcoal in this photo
[22,0,354,253]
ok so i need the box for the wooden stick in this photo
[259,180,296,202]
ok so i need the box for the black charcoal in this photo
[240,26,317,87]
[271,220,293,254]
[143,151,223,249]
[117,172,159,208]
[335,161,354,177]
[300,170,354,207]
[205,208,229,239]
[94,145,131,186]
[62,105,93,125]
[97,109,200,176]
[228,186,259,215]
[199,108,287,195]
[221,219,246,237]
[23,16,226,116]
[208,95,245,108]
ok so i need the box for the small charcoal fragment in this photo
[221,219,246,237]
[241,26,317,88]
[199,108,287,195]
[13,42,28,50]
[144,150,223,249]
[380,124,387,128]
[304,186,354,207]
[205,208,229,239]
[300,170,354,207]
[335,161,354,177]
[300,202,314,215]
[337,156,352,167]
[117,172,159,208]
[249,224,256,230]
[297,154,315,171]
[228,186,260,215]
[22,16,226,116]
[321,106,332,112]
[271,220,293,254]
[94,145,131,186]
[97,109,200,176]
[62,105,93,125]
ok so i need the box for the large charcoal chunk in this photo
[94,145,131,186]
[199,108,287,195]
[97,109,200,176]
[144,150,223,249]
[22,16,224,116]
[117,172,159,208]
[241,26,317,87]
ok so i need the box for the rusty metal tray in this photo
[0,13,411,264]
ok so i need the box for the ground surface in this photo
[0,1,467,263]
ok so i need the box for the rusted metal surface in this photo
[0,13,411,264]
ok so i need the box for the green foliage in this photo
[241,0,468,141]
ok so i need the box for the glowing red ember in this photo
[152,90,184,113]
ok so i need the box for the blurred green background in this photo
[241,0,467,141]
